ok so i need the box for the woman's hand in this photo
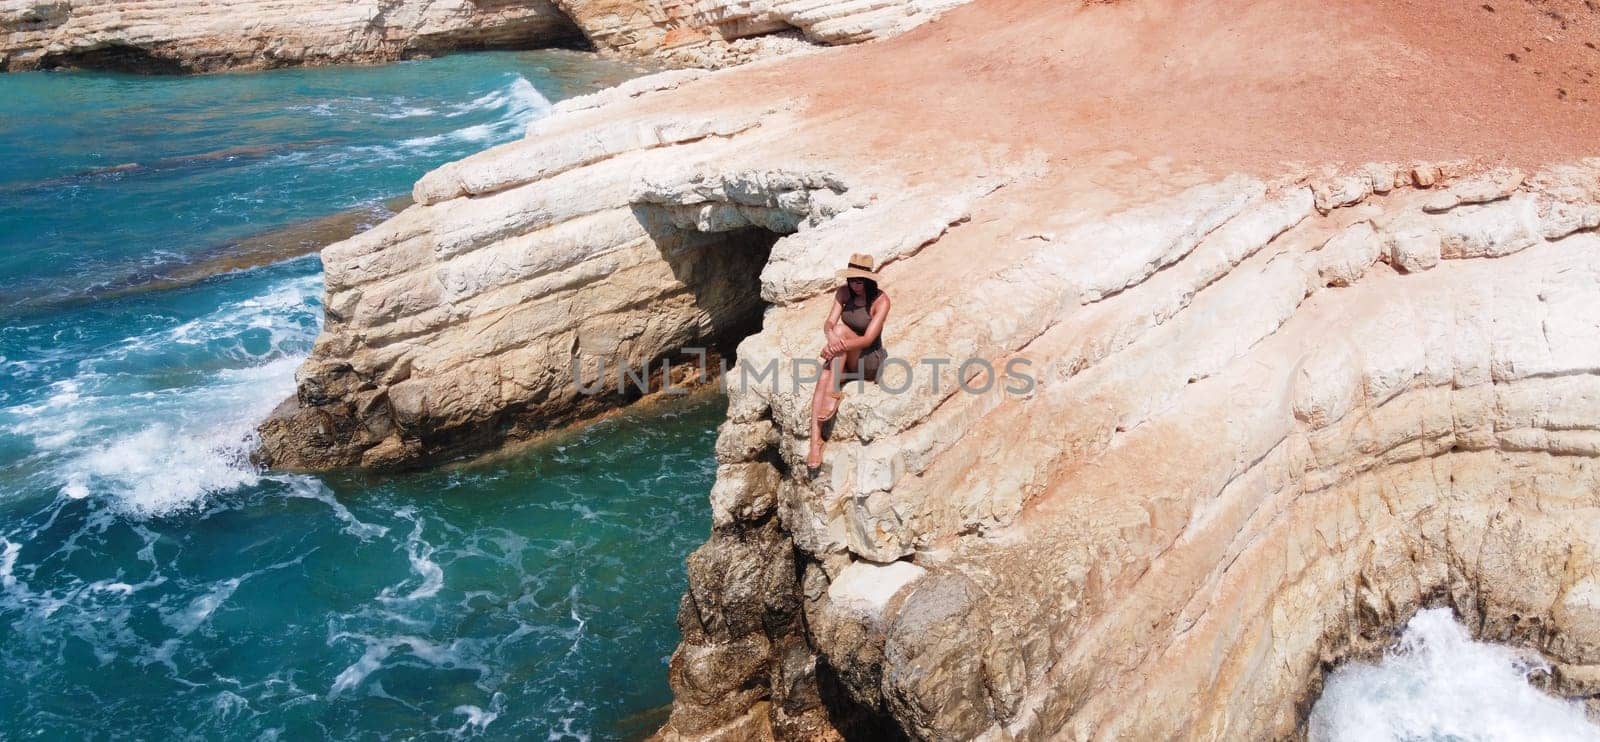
[821,337,846,361]
[819,337,844,361]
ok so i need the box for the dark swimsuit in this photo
[839,292,886,383]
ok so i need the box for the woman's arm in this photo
[823,287,846,333]
[844,294,891,352]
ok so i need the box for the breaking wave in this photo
[1,271,320,517]
[1310,608,1600,741]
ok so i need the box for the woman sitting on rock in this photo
[807,253,890,469]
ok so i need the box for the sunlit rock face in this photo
[260,0,1600,737]
[0,0,974,73]
[0,0,584,73]
[667,155,1600,740]
[552,0,974,66]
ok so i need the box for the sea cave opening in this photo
[37,42,188,74]
[615,210,785,404]
[661,224,778,364]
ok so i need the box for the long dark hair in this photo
[843,277,880,307]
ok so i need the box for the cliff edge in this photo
[262,0,1600,738]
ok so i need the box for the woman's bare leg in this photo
[808,324,864,468]
[806,365,832,468]
[822,324,863,415]
[810,363,836,419]
[807,409,825,468]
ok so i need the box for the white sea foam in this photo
[547,712,591,742]
[161,275,320,360]
[167,577,242,635]
[284,479,389,540]
[328,635,485,698]
[379,515,444,602]
[447,77,549,118]
[1309,608,1600,741]
[452,694,503,737]
[377,104,438,120]
[209,690,252,725]
[371,76,551,158]
[3,274,322,517]
[68,421,264,517]
[279,75,553,175]
[403,537,445,602]
[287,97,375,117]
[330,641,392,697]
[90,581,136,595]
[0,539,19,590]
[162,555,305,636]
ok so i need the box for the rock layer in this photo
[0,0,972,72]
[261,0,1600,738]
[553,0,973,66]
[0,0,583,72]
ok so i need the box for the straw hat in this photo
[836,253,882,283]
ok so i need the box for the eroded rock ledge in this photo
[0,0,584,73]
[262,0,1600,738]
[0,0,971,73]
[255,62,998,470]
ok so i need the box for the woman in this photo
[806,253,890,469]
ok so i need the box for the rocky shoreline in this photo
[0,0,584,73]
[0,0,970,73]
[123,0,1600,737]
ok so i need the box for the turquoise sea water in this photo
[0,52,719,740]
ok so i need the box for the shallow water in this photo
[0,51,719,740]
[1310,608,1600,741]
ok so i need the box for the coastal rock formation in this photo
[0,0,583,72]
[0,0,972,73]
[554,0,973,66]
[262,0,1600,738]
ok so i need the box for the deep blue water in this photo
[0,51,719,740]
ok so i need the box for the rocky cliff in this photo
[552,0,973,65]
[0,0,583,72]
[0,0,970,72]
[261,0,1600,738]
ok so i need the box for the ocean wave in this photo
[1310,608,1600,741]
[376,100,439,120]
[1,273,322,517]
[286,97,376,118]
[447,76,550,119]
[61,419,266,517]
[352,76,552,161]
